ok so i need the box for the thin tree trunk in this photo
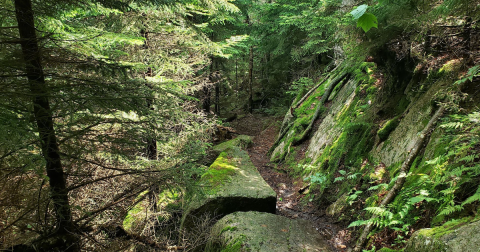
[14,0,78,249]
[203,85,211,113]
[235,58,238,97]
[145,67,157,160]
[212,58,220,115]
[248,46,254,113]
[352,107,446,252]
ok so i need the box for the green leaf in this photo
[357,13,378,33]
[350,4,368,20]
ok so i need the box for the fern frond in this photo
[365,207,393,219]
[462,186,480,206]
[438,205,463,216]
[440,121,464,129]
[458,154,478,163]
[368,183,388,191]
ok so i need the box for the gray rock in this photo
[181,146,276,230]
[404,219,480,252]
[207,211,332,252]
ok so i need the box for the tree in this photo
[1,0,236,250]
[12,0,79,249]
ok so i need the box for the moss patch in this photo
[213,135,254,153]
[378,116,401,141]
[202,152,237,188]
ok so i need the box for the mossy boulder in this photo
[181,147,276,230]
[326,193,348,216]
[207,211,332,252]
[213,135,254,153]
[404,219,480,252]
[372,79,447,167]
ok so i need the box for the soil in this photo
[230,113,352,252]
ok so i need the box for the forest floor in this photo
[229,113,351,252]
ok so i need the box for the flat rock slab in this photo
[181,144,276,230]
[207,211,332,252]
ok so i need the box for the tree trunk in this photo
[203,86,211,113]
[248,46,254,113]
[145,67,157,160]
[212,58,220,115]
[235,58,238,97]
[14,0,79,249]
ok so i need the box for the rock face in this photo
[181,140,276,230]
[306,79,356,162]
[404,219,480,252]
[207,211,332,252]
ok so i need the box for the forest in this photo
[0,0,479,251]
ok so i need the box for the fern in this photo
[438,205,464,216]
[368,183,388,191]
[440,121,464,129]
[462,186,480,206]
[458,154,478,163]
[454,65,480,85]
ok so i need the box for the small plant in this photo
[347,190,363,205]
[454,65,480,85]
[334,169,362,183]
[305,172,327,185]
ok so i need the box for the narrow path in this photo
[230,113,350,252]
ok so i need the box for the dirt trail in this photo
[230,113,351,252]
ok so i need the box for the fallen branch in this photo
[293,65,341,110]
[292,72,350,146]
[351,106,446,252]
[267,71,350,155]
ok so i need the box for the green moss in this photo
[377,116,401,141]
[378,248,402,252]
[202,152,237,187]
[395,97,410,114]
[122,191,149,231]
[307,122,374,199]
[213,135,254,153]
[420,216,480,240]
[221,226,238,232]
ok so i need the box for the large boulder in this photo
[181,145,276,230]
[404,218,480,252]
[207,211,332,252]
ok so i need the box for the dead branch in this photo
[293,72,350,146]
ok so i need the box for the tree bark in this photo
[212,58,220,115]
[14,0,79,249]
[248,46,254,113]
[145,67,157,160]
[203,85,211,113]
[352,106,445,252]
